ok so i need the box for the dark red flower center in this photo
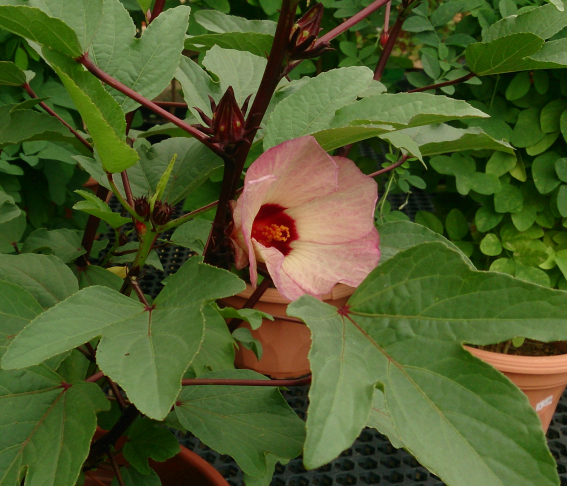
[251,204,298,256]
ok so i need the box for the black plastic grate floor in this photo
[105,192,567,485]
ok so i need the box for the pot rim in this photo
[464,344,567,374]
[235,283,355,304]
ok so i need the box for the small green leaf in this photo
[136,0,152,11]
[480,233,503,256]
[486,152,517,177]
[415,211,443,234]
[533,151,562,194]
[195,9,276,34]
[214,304,272,330]
[170,220,213,255]
[123,418,180,475]
[0,60,26,86]
[506,72,531,101]
[0,212,26,254]
[511,108,546,149]
[21,228,85,263]
[185,32,273,57]
[174,369,305,477]
[232,327,263,360]
[556,158,567,182]
[557,184,567,217]
[73,190,131,229]
[111,466,161,486]
[445,208,469,240]
[495,184,524,213]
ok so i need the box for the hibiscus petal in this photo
[285,156,378,244]
[239,174,277,287]
[246,136,339,208]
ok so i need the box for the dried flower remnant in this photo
[230,136,380,301]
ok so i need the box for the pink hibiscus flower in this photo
[229,136,380,301]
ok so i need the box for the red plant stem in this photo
[367,154,409,178]
[373,8,406,81]
[86,370,104,383]
[154,101,187,108]
[106,451,125,486]
[76,346,96,362]
[204,1,297,262]
[77,183,110,268]
[85,472,107,486]
[407,72,476,93]
[228,277,273,332]
[76,54,226,159]
[120,171,135,208]
[130,278,150,308]
[106,377,126,411]
[85,405,139,469]
[22,83,93,153]
[317,0,392,45]
[182,375,312,387]
[149,0,166,23]
[384,1,391,33]
[270,314,304,324]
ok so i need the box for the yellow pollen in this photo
[236,121,241,128]
[262,224,290,242]
[219,125,225,132]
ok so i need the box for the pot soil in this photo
[466,343,567,432]
[83,429,228,486]
[221,284,354,379]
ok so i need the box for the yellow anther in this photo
[261,224,290,242]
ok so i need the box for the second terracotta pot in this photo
[221,284,354,379]
[466,344,567,432]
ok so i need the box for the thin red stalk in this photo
[106,377,126,411]
[182,376,312,387]
[86,370,104,383]
[270,314,304,324]
[317,0,391,45]
[154,101,187,108]
[373,10,405,81]
[23,83,93,153]
[77,54,226,159]
[367,155,409,178]
[85,472,107,486]
[149,0,166,23]
[120,171,135,208]
[130,278,151,308]
[228,277,273,332]
[384,1,391,33]
[106,452,125,486]
[76,346,96,362]
[85,342,97,357]
[77,183,110,268]
[407,72,475,93]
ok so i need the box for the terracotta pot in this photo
[221,284,355,379]
[83,429,228,486]
[466,344,567,432]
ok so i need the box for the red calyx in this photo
[134,196,150,219]
[152,201,174,226]
[135,221,147,235]
[380,30,389,48]
[288,3,331,61]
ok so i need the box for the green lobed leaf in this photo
[174,369,305,477]
[21,228,85,263]
[0,5,82,57]
[185,32,273,57]
[170,219,213,255]
[123,418,180,475]
[90,1,191,113]
[203,45,267,106]
[3,257,245,419]
[195,9,276,34]
[288,242,566,485]
[75,265,123,291]
[0,280,43,347]
[263,67,374,149]
[214,304,272,331]
[43,49,139,173]
[331,93,488,130]
[0,61,25,86]
[366,388,403,449]
[313,125,393,152]
[0,213,26,254]
[0,253,78,308]
[111,467,161,486]
[0,361,109,486]
[73,190,131,229]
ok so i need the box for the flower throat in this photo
[251,204,298,256]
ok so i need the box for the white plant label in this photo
[536,395,553,412]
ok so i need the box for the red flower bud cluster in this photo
[151,201,174,226]
[134,196,150,219]
[193,87,255,152]
[288,3,331,61]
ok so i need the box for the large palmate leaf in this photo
[366,388,403,449]
[0,104,82,151]
[203,45,267,106]
[3,257,245,420]
[0,4,82,57]
[331,93,487,129]
[263,67,374,149]
[0,254,78,308]
[0,61,26,86]
[76,138,222,205]
[43,49,139,173]
[0,280,43,346]
[21,228,85,263]
[0,0,103,52]
[90,0,190,113]
[185,32,273,57]
[175,57,223,120]
[195,9,276,34]
[174,369,305,478]
[314,125,394,151]
[289,242,567,485]
[0,361,109,486]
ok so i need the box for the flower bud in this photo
[380,30,389,47]
[151,201,174,226]
[135,221,147,236]
[134,196,150,219]
[288,3,331,60]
